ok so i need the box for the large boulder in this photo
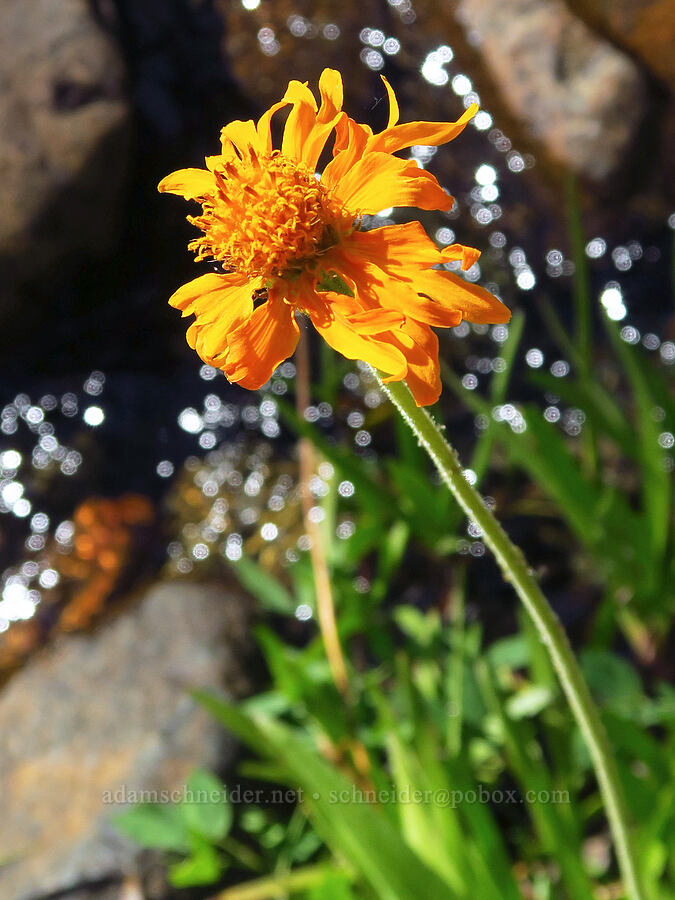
[565,0,675,90]
[0,581,251,900]
[454,0,646,182]
[0,0,130,283]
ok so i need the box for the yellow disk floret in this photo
[188,150,349,280]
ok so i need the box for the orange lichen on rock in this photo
[0,494,154,677]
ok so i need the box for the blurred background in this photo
[0,1,673,898]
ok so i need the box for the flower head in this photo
[159,69,509,405]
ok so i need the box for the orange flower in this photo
[159,69,509,405]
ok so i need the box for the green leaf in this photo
[505,685,554,719]
[315,270,354,297]
[308,870,359,900]
[476,660,595,899]
[168,840,223,888]
[180,769,232,842]
[487,634,529,670]
[467,311,525,490]
[386,459,452,542]
[253,627,320,703]
[580,650,644,719]
[228,557,295,615]
[375,688,520,900]
[528,370,633,455]
[215,865,354,899]
[564,175,592,372]
[113,803,190,852]
[604,317,672,565]
[384,730,467,894]
[393,606,441,648]
[372,521,410,602]
[195,692,456,899]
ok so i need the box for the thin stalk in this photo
[376,374,645,900]
[295,325,350,697]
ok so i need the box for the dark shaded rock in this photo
[0,581,251,900]
[455,0,647,181]
[0,0,252,381]
[0,0,130,284]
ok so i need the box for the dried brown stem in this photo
[294,322,349,697]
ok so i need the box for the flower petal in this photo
[312,313,408,378]
[281,80,319,162]
[220,119,260,156]
[341,222,444,271]
[205,148,237,171]
[321,117,372,188]
[441,243,481,271]
[333,303,405,334]
[412,269,511,323]
[333,153,453,214]
[380,75,399,129]
[192,295,259,360]
[367,104,478,155]
[376,277,463,329]
[332,234,507,327]
[317,69,344,124]
[170,274,260,366]
[224,297,300,389]
[168,273,252,320]
[298,278,408,377]
[256,99,291,154]
[302,267,408,332]
[279,71,346,171]
[388,320,442,407]
[302,116,345,172]
[158,168,214,199]
[327,249,462,329]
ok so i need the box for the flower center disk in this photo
[188,151,346,281]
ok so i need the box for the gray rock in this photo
[0,581,252,900]
[0,0,130,281]
[455,0,646,181]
